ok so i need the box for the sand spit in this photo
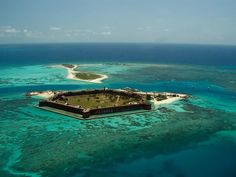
[56,64,108,84]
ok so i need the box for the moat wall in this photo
[39,101,84,114]
[39,100,151,118]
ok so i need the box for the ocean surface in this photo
[0,43,236,177]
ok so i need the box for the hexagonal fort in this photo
[38,89,152,119]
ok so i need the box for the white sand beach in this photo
[26,91,57,99]
[153,96,182,106]
[142,92,187,106]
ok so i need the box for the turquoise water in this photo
[0,63,236,177]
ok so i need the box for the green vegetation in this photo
[56,93,143,109]
[155,94,168,101]
[75,72,102,80]
[62,64,75,68]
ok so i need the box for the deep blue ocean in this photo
[1,43,236,67]
[0,43,236,177]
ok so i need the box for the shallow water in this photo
[0,63,236,177]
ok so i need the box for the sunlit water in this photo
[0,63,236,177]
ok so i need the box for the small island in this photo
[59,64,108,83]
[27,88,189,119]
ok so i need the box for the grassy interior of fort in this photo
[55,92,144,109]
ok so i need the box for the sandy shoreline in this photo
[128,91,188,107]
[56,64,108,84]
[26,91,58,99]
[153,96,182,106]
